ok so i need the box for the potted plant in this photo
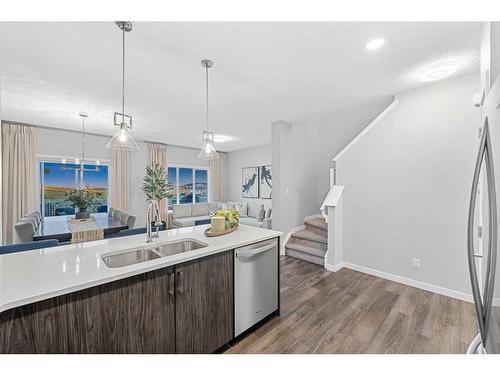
[142,163,168,227]
[64,188,102,219]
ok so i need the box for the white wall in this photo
[272,119,320,235]
[317,97,394,204]
[336,74,479,296]
[225,144,272,209]
[491,22,500,84]
[36,127,208,226]
[270,98,394,237]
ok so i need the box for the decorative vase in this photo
[75,209,90,219]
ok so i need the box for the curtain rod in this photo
[1,120,226,153]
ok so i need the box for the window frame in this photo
[37,154,110,218]
[167,164,209,208]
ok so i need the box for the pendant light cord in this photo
[81,116,85,166]
[122,27,125,127]
[205,64,209,131]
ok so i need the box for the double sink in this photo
[101,239,208,268]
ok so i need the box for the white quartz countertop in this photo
[0,224,282,313]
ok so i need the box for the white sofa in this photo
[168,202,272,229]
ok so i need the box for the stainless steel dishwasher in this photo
[234,238,278,337]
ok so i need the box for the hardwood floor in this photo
[225,256,477,354]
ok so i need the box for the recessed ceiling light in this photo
[366,38,385,50]
[419,61,458,82]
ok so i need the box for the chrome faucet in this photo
[146,200,161,243]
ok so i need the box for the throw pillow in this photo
[236,202,248,217]
[208,202,222,213]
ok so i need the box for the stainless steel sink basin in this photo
[154,239,208,257]
[101,248,162,268]
[101,240,208,268]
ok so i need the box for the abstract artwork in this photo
[242,167,259,198]
[259,165,272,199]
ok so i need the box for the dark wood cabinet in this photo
[0,266,176,354]
[0,251,234,354]
[175,250,234,353]
[65,266,176,353]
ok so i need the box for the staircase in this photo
[285,217,327,266]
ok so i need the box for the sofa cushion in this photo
[208,202,222,213]
[247,203,260,218]
[172,204,192,219]
[239,217,262,228]
[192,203,209,217]
[172,215,210,228]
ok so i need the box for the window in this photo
[167,166,209,209]
[40,161,109,217]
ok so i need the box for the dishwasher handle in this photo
[236,243,275,258]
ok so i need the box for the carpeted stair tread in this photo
[291,229,327,244]
[285,242,326,258]
[305,217,328,231]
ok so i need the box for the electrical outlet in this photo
[412,258,421,269]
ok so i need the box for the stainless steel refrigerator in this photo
[467,75,500,354]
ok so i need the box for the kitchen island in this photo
[0,224,282,354]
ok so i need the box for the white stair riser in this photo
[285,250,324,266]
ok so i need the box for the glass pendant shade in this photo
[106,126,140,151]
[197,140,219,160]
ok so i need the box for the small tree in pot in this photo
[64,188,102,219]
[142,163,168,225]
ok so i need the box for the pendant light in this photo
[62,112,101,174]
[197,59,219,160]
[106,21,140,151]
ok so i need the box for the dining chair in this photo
[0,239,59,255]
[126,214,136,229]
[14,218,36,243]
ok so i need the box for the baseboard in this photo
[325,262,344,272]
[282,225,305,255]
[304,213,323,222]
[326,261,473,303]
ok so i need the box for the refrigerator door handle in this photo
[483,119,497,342]
[468,117,489,344]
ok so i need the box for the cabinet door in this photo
[66,266,176,354]
[175,250,234,353]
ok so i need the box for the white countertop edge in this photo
[0,225,282,313]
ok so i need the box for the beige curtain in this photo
[1,123,37,244]
[147,143,168,223]
[209,152,225,202]
[110,148,130,211]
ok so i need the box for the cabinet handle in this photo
[168,272,175,296]
[176,271,184,294]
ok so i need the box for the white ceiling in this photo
[0,22,481,152]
